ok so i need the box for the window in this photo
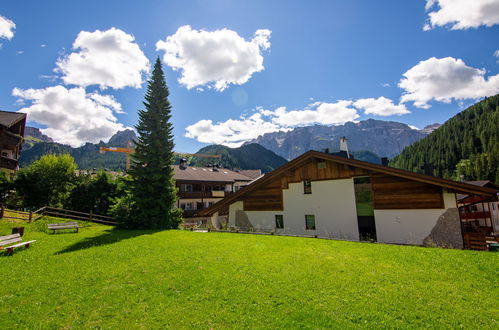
[305,215,316,230]
[180,184,193,192]
[303,180,312,194]
[275,215,284,229]
[180,203,193,210]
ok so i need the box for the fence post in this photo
[29,211,33,223]
[89,210,93,222]
[0,205,3,219]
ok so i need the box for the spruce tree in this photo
[126,58,182,229]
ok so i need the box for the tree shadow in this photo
[55,227,162,255]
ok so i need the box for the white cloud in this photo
[185,101,359,146]
[268,101,359,127]
[353,97,410,116]
[0,15,15,40]
[56,28,150,89]
[185,114,281,148]
[495,50,499,62]
[156,25,271,91]
[424,0,499,30]
[13,85,127,147]
[399,57,499,108]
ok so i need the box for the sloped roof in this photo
[173,165,253,183]
[0,111,26,128]
[237,169,263,180]
[200,150,498,216]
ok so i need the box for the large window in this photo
[275,215,284,229]
[303,180,312,194]
[305,215,316,230]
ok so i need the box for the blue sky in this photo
[0,0,498,151]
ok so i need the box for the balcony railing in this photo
[177,191,231,199]
[0,156,18,170]
[460,211,491,219]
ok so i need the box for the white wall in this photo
[374,192,457,245]
[229,179,359,240]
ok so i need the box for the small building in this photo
[0,111,27,175]
[200,150,497,249]
[173,161,258,223]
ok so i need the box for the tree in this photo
[123,58,182,229]
[15,154,77,208]
[65,170,120,215]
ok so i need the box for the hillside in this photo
[20,130,288,172]
[247,119,430,160]
[20,129,135,170]
[391,95,499,182]
[189,143,288,173]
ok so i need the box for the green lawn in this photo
[0,219,498,328]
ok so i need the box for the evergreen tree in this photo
[125,58,182,229]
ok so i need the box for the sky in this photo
[0,0,498,152]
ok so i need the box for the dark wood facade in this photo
[0,111,26,173]
[201,150,497,217]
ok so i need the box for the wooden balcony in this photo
[1,131,23,147]
[0,156,18,170]
[177,191,231,199]
[460,211,491,219]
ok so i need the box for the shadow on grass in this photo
[55,227,162,255]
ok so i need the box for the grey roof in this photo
[0,111,26,128]
[173,165,253,183]
[237,169,263,180]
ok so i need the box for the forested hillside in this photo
[189,143,288,173]
[391,95,499,182]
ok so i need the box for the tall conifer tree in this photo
[126,58,181,229]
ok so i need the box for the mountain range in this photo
[21,119,440,171]
[246,119,438,160]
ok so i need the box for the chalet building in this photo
[200,150,498,249]
[174,160,260,221]
[0,111,26,175]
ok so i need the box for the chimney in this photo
[420,163,434,176]
[179,158,188,170]
[381,157,389,166]
[339,137,350,159]
[323,148,330,154]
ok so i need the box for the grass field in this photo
[0,218,498,328]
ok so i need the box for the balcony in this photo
[0,156,18,170]
[177,190,231,199]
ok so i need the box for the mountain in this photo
[20,130,287,173]
[188,143,288,173]
[391,95,499,182]
[20,130,138,170]
[246,119,429,161]
[24,127,53,143]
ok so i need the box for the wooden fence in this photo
[0,205,118,225]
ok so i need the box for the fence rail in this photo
[0,205,118,225]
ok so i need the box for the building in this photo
[174,160,259,223]
[457,181,499,249]
[0,111,26,175]
[200,150,497,249]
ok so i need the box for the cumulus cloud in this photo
[56,28,150,89]
[424,0,499,30]
[156,25,271,91]
[12,85,127,147]
[0,15,15,40]
[185,101,359,146]
[353,97,410,116]
[399,57,499,108]
[185,113,281,148]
